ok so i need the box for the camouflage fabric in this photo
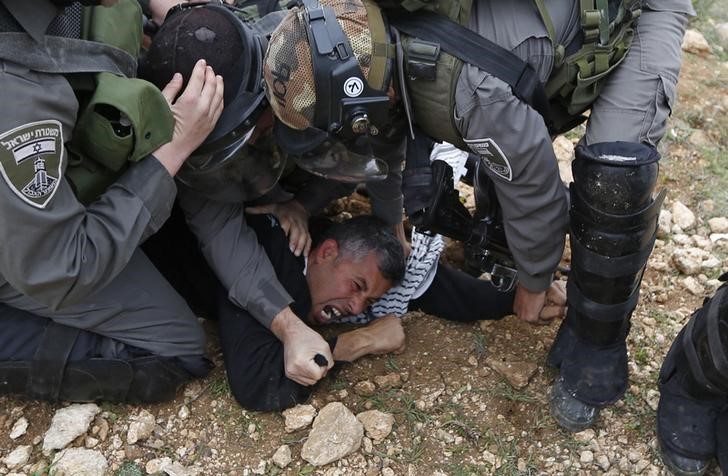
[263,0,382,130]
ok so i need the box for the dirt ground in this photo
[2,25,728,476]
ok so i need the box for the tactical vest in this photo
[0,1,174,204]
[388,0,639,148]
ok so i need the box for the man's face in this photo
[306,240,392,325]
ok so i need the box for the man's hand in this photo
[147,0,187,25]
[246,200,311,257]
[333,315,405,362]
[540,280,567,322]
[154,60,224,176]
[271,307,334,386]
[514,283,547,325]
[514,281,567,326]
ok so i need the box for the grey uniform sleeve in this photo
[454,65,569,292]
[0,64,176,310]
[177,185,293,328]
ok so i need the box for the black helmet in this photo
[140,3,285,202]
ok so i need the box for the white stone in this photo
[682,29,712,55]
[672,248,709,275]
[356,410,394,443]
[657,210,672,238]
[580,450,594,464]
[271,445,292,468]
[596,454,611,471]
[282,404,317,432]
[683,276,706,296]
[301,402,363,466]
[634,459,650,473]
[178,405,190,420]
[127,410,156,445]
[43,404,100,453]
[574,429,596,443]
[146,457,173,474]
[84,436,99,449]
[163,462,201,476]
[671,201,696,230]
[553,135,574,184]
[708,217,728,234]
[716,23,728,45]
[2,445,31,469]
[51,448,108,476]
[9,417,28,440]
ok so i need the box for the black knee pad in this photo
[657,284,728,461]
[0,309,204,403]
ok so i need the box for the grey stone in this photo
[51,448,108,476]
[271,445,292,468]
[282,404,317,433]
[301,402,363,466]
[356,410,394,443]
[127,409,156,445]
[43,404,100,453]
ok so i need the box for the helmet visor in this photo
[274,121,388,182]
[177,130,286,202]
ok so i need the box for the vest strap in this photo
[0,32,136,77]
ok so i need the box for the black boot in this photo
[548,142,662,431]
[657,284,728,475]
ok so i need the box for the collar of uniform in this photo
[3,0,59,42]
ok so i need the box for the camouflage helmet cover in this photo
[263,0,390,131]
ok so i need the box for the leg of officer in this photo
[548,3,693,431]
[0,248,209,402]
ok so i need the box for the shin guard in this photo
[548,141,663,406]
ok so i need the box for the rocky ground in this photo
[2,12,728,476]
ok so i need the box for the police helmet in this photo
[141,3,284,202]
[262,0,395,183]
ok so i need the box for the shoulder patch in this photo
[0,120,64,209]
[464,138,512,182]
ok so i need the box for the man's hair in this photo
[318,216,406,285]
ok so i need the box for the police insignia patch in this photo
[0,120,64,209]
[464,138,513,182]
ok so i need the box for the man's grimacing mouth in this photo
[321,305,343,321]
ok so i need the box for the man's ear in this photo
[314,239,339,263]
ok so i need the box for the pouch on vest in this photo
[65,0,174,203]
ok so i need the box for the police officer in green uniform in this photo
[260,0,693,433]
[0,0,224,402]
